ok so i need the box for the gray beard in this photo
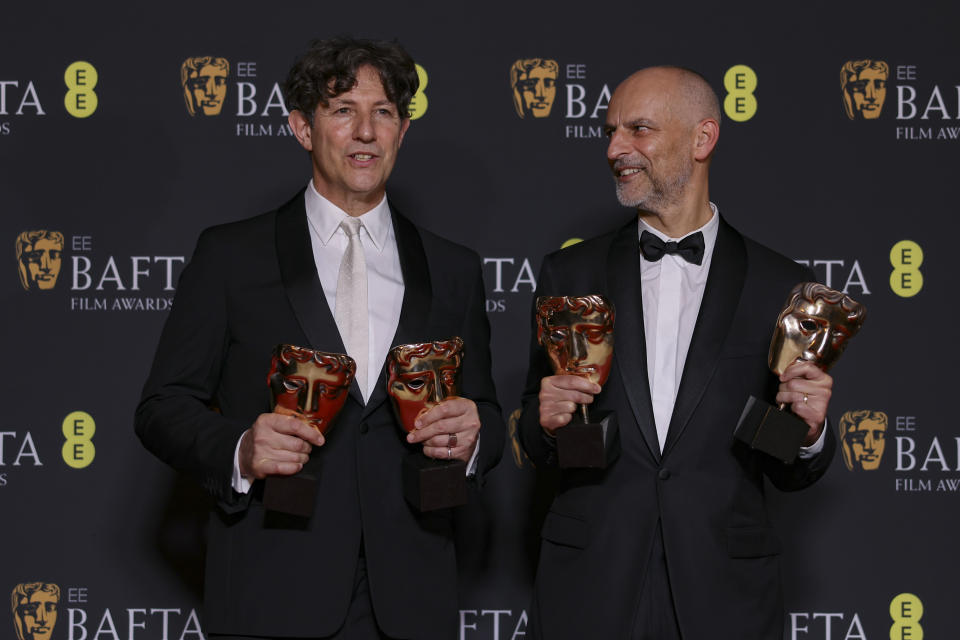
[614,160,692,212]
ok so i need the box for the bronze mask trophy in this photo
[537,295,619,468]
[387,337,468,512]
[735,282,866,463]
[264,344,356,517]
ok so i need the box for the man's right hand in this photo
[538,375,601,436]
[238,413,325,479]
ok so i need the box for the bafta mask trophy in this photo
[387,337,468,512]
[735,282,866,463]
[537,295,619,468]
[264,344,356,517]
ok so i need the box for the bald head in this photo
[615,66,720,129]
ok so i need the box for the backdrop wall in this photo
[3,3,956,638]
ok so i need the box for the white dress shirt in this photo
[304,183,404,399]
[640,204,824,456]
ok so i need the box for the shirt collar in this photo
[637,202,720,264]
[304,181,392,252]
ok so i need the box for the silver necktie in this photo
[334,217,368,396]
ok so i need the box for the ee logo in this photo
[408,63,428,120]
[62,411,95,469]
[890,240,923,297]
[890,592,923,639]
[723,65,757,122]
[64,61,98,118]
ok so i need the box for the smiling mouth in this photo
[351,153,376,161]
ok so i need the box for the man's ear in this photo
[397,117,411,147]
[693,118,719,161]
[288,110,313,151]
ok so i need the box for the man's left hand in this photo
[406,397,480,462]
[776,360,833,446]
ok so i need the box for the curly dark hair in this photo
[283,37,419,121]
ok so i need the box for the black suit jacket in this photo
[136,192,504,639]
[519,215,835,639]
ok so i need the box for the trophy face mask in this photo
[267,345,356,433]
[537,295,615,387]
[387,338,463,433]
[768,282,866,375]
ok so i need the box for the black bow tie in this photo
[639,230,705,266]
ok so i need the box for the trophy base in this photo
[263,473,318,518]
[402,454,467,512]
[734,396,809,464]
[556,411,619,469]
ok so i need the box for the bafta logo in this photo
[839,410,888,471]
[181,56,229,116]
[11,583,59,640]
[16,230,64,291]
[510,58,559,118]
[841,60,889,120]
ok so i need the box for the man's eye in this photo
[549,329,568,343]
[282,380,304,392]
[848,432,866,444]
[850,81,866,92]
[799,319,818,332]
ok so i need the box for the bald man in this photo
[519,67,836,639]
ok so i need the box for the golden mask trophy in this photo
[537,295,619,468]
[734,282,866,463]
[387,337,468,512]
[264,344,356,517]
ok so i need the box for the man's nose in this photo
[204,78,216,97]
[607,129,629,163]
[865,82,876,102]
[354,113,375,142]
[39,252,50,271]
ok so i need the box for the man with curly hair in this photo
[138,37,503,639]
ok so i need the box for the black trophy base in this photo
[735,396,810,464]
[556,411,619,469]
[263,473,318,518]
[402,454,467,512]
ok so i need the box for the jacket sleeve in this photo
[459,256,505,486]
[134,228,252,512]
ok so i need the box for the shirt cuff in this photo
[232,431,253,494]
[465,434,480,476]
[797,419,828,459]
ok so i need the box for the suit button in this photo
[658,468,670,480]
[359,423,369,434]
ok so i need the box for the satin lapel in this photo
[275,193,363,406]
[607,218,661,462]
[661,217,746,457]
[360,207,432,420]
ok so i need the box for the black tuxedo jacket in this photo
[519,215,836,639]
[135,192,504,639]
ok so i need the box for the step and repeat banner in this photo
[3,3,957,639]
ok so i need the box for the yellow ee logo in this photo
[408,64,428,120]
[723,65,757,122]
[62,411,95,469]
[561,238,583,249]
[890,592,923,640]
[890,240,923,297]
[64,61,98,118]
